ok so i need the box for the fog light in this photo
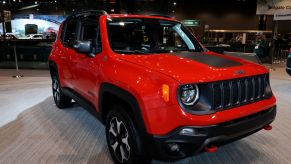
[168,143,180,152]
[179,128,195,136]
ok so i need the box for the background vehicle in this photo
[18,34,43,40]
[49,11,276,163]
[0,34,18,40]
[29,34,43,39]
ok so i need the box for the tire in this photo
[105,105,151,164]
[52,74,72,108]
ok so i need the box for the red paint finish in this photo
[49,14,276,136]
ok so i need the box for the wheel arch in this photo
[49,60,58,78]
[99,83,149,139]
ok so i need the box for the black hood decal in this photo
[172,52,242,68]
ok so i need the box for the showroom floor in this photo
[0,68,291,164]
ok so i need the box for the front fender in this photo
[101,54,180,134]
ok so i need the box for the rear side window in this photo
[62,20,78,48]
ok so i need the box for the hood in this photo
[117,51,268,84]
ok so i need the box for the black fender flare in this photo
[48,60,58,77]
[98,83,153,149]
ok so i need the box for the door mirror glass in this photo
[73,40,93,56]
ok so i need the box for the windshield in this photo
[107,18,203,54]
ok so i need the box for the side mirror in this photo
[73,40,94,57]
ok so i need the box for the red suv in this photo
[49,11,276,163]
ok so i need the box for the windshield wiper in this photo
[114,49,148,54]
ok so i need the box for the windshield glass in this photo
[107,18,203,54]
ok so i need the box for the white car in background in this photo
[28,34,43,39]
[18,34,43,39]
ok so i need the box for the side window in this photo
[81,24,100,42]
[80,18,101,53]
[63,20,78,48]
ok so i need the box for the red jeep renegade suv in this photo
[49,11,276,163]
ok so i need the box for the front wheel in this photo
[105,105,151,164]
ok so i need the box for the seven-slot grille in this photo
[211,74,268,110]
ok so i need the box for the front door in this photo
[70,16,103,104]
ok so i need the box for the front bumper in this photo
[151,106,276,161]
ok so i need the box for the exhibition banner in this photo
[274,11,291,20]
[257,0,291,15]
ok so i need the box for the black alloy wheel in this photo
[105,105,151,164]
[108,116,131,162]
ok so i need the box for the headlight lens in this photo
[180,84,199,106]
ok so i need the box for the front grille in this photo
[211,74,268,110]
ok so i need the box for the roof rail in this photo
[148,14,173,19]
[67,10,108,19]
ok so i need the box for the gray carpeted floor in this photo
[0,75,291,163]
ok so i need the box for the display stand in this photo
[12,44,24,78]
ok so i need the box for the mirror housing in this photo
[73,40,94,57]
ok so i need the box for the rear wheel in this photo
[52,75,71,108]
[105,105,151,164]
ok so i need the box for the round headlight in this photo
[180,84,199,106]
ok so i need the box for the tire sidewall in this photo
[52,75,61,106]
[105,106,144,164]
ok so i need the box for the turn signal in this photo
[162,84,169,102]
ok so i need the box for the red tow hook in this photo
[263,124,273,131]
[205,145,218,153]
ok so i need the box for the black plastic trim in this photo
[48,60,58,78]
[152,106,276,161]
[60,83,154,157]
[287,56,291,69]
[286,67,291,76]
[98,83,153,153]
[62,88,101,120]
